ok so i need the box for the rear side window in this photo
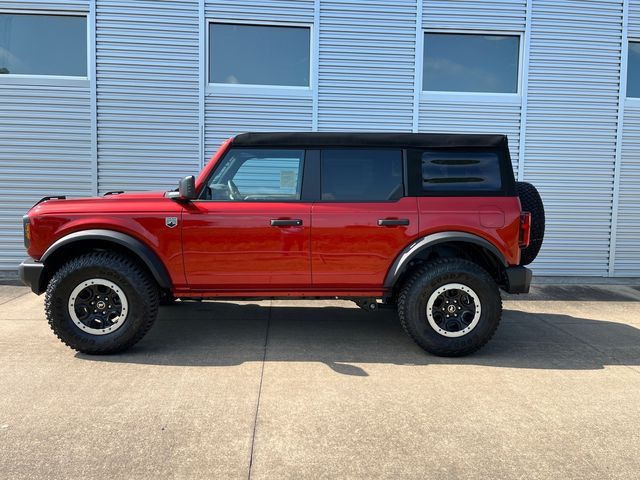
[321,149,403,201]
[421,150,501,193]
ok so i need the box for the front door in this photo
[311,148,419,289]
[182,148,311,290]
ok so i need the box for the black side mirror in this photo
[178,175,196,200]
[167,175,196,201]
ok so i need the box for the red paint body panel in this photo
[417,197,522,266]
[181,201,312,289]
[311,198,419,287]
[27,192,188,288]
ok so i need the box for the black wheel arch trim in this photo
[383,231,508,289]
[40,229,172,290]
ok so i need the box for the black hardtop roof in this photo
[232,132,508,149]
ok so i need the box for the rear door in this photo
[311,148,419,289]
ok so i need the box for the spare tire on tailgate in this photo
[516,181,545,266]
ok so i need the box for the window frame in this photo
[206,19,314,96]
[0,9,89,82]
[196,147,313,202]
[421,29,524,101]
[627,39,640,105]
[318,147,406,203]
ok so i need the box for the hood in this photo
[29,190,170,215]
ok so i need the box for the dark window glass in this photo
[628,41,640,98]
[205,148,305,201]
[423,33,519,93]
[321,149,403,201]
[421,151,501,192]
[0,14,87,76]
[209,23,310,86]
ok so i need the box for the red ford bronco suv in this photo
[19,133,544,357]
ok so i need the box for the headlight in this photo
[23,215,31,248]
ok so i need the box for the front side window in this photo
[0,13,87,76]
[321,149,403,202]
[203,148,305,201]
[628,41,640,98]
[423,33,519,93]
[421,150,502,193]
[209,23,310,87]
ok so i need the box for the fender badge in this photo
[165,217,178,228]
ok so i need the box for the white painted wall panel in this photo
[423,0,527,30]
[206,0,314,22]
[419,100,521,174]
[205,95,313,156]
[96,0,199,194]
[615,107,640,275]
[523,0,622,276]
[0,81,91,269]
[318,0,415,131]
[629,0,640,36]
[0,1,87,10]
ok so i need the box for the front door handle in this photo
[378,218,410,227]
[270,219,303,227]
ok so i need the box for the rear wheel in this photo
[397,258,502,357]
[45,252,159,354]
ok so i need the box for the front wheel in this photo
[45,252,159,354]
[397,258,502,357]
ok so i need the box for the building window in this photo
[209,23,310,87]
[628,41,640,98]
[423,32,520,94]
[0,13,87,77]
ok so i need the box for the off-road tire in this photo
[397,258,502,357]
[45,252,159,354]
[516,181,545,266]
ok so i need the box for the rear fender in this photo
[384,231,508,289]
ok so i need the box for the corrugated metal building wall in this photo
[0,0,638,277]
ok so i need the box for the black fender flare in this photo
[383,231,508,289]
[41,229,172,290]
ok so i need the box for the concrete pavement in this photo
[0,284,639,479]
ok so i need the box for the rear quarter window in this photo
[420,150,502,193]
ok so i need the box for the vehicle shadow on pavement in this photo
[76,301,640,375]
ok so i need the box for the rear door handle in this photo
[378,218,410,226]
[270,219,303,227]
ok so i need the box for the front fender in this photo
[41,229,172,290]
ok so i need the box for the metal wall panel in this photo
[317,0,415,131]
[424,0,527,30]
[0,80,92,269]
[204,1,314,155]
[523,0,623,276]
[630,0,640,36]
[615,106,640,275]
[205,95,313,157]
[205,0,314,22]
[418,100,521,174]
[0,1,87,10]
[96,0,199,194]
